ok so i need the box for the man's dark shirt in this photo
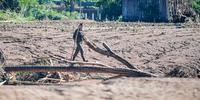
[73,29,83,43]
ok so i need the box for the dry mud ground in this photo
[0,21,200,100]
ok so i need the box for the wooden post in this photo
[85,13,87,19]
[92,13,95,20]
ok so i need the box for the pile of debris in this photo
[169,0,198,23]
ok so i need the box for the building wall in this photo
[122,0,169,22]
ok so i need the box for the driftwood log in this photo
[3,65,157,77]
[5,80,64,85]
[83,36,138,70]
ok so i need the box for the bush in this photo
[192,0,200,15]
[31,8,47,20]
[63,11,79,19]
[0,11,8,20]
[0,0,81,21]
[0,10,27,21]
[117,15,123,21]
[47,10,64,20]
[28,7,71,20]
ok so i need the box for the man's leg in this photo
[78,44,86,62]
[72,46,79,61]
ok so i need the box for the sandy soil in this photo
[0,78,200,100]
[0,21,200,100]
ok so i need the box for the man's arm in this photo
[73,29,78,40]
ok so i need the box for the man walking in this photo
[72,23,86,61]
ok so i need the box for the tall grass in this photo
[0,9,79,22]
[0,10,34,22]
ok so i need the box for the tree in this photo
[0,0,20,11]
[18,0,39,17]
[96,0,122,20]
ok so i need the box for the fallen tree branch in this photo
[83,36,138,70]
[0,76,13,86]
[43,51,112,68]
[102,42,113,53]
[5,80,62,85]
[65,60,112,68]
[3,65,157,77]
[0,80,6,86]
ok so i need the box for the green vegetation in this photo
[0,0,123,21]
[0,10,32,21]
[0,0,199,22]
[0,0,20,11]
[192,0,200,15]
[0,0,122,21]
[0,0,79,21]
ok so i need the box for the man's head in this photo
[78,23,83,31]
